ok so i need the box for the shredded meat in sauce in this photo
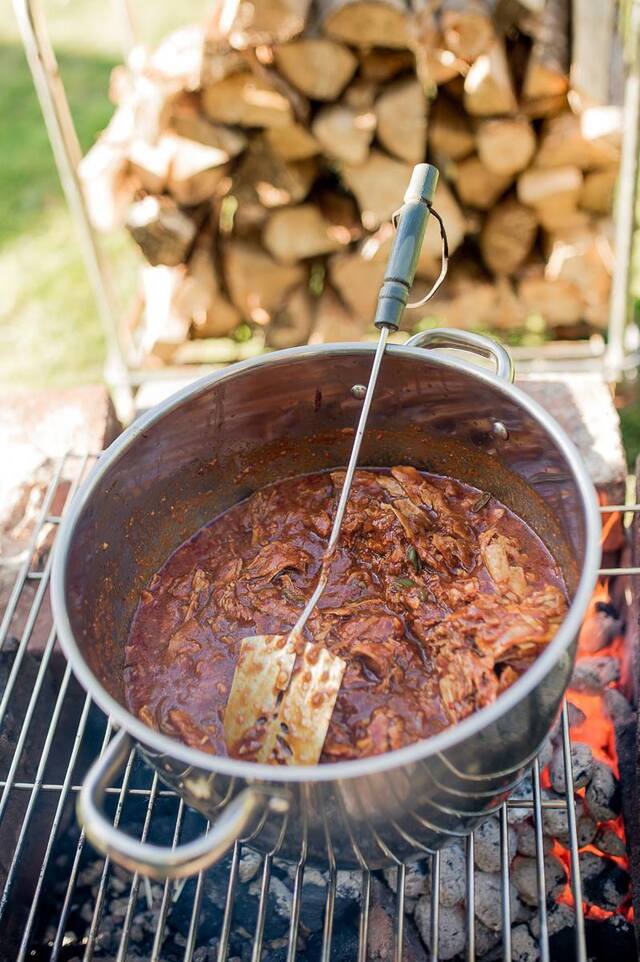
[125,468,568,762]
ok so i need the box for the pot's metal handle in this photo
[405,328,514,383]
[78,731,272,880]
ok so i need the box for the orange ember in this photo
[544,496,632,921]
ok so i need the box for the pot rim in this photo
[51,342,602,783]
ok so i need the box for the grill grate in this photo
[0,453,634,962]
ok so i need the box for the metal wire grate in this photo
[0,453,634,962]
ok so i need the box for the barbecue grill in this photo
[0,452,636,961]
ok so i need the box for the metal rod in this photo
[394,863,406,962]
[531,759,550,962]
[151,800,187,962]
[499,805,512,962]
[115,773,160,962]
[560,702,587,962]
[291,324,390,638]
[321,868,337,962]
[465,834,475,962]
[430,850,440,962]
[216,842,241,962]
[358,872,372,962]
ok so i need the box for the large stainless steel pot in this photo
[51,329,601,878]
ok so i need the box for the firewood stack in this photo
[80,0,623,363]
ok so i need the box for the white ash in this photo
[530,900,575,940]
[579,851,630,911]
[429,843,466,907]
[248,875,292,919]
[193,946,218,962]
[511,923,540,962]
[336,870,363,904]
[511,854,566,906]
[570,656,620,693]
[595,825,627,857]
[473,871,522,931]
[541,789,584,837]
[604,687,635,726]
[474,817,516,873]
[515,820,553,858]
[414,896,465,960]
[383,860,428,900]
[548,742,593,794]
[585,761,621,822]
[238,850,262,883]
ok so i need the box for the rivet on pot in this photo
[351,384,367,400]
[492,421,509,441]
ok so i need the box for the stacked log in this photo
[80,0,622,362]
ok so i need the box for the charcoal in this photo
[474,918,501,957]
[537,736,554,770]
[594,824,627,857]
[474,817,516,873]
[529,900,575,939]
[511,854,566,906]
[585,914,637,961]
[511,923,539,962]
[548,742,593,794]
[473,871,520,931]
[429,843,465,907]
[508,774,534,824]
[366,878,427,962]
[603,688,635,726]
[193,946,218,962]
[541,789,584,837]
[515,820,553,858]
[566,702,586,729]
[238,850,262,883]
[579,851,630,910]
[414,897,465,960]
[584,761,621,822]
[306,922,360,962]
[570,656,620,693]
[574,813,597,848]
[383,859,428,902]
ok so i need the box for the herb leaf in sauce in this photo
[471,491,491,512]
[395,577,418,589]
[406,545,421,574]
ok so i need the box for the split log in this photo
[166,135,230,205]
[518,268,584,327]
[535,112,620,170]
[240,47,310,125]
[140,265,192,361]
[165,93,248,156]
[200,22,247,87]
[411,7,469,89]
[264,124,320,160]
[79,140,137,233]
[463,40,518,116]
[316,188,363,242]
[175,234,240,337]
[319,0,412,50]
[476,118,536,176]
[521,0,569,105]
[545,228,612,328]
[450,155,513,210]
[410,257,499,329]
[126,195,198,266]
[263,204,348,261]
[328,243,387,320]
[311,104,376,165]
[202,72,294,127]
[148,25,212,92]
[273,38,358,100]
[219,0,312,48]
[265,284,316,348]
[517,165,583,209]
[343,79,378,110]
[440,0,495,61]
[374,78,428,164]
[536,205,590,234]
[127,137,174,193]
[309,284,365,342]
[339,150,413,229]
[480,195,538,275]
[571,0,616,107]
[230,140,317,226]
[223,241,306,321]
[580,167,618,215]
[358,47,415,82]
[428,96,475,161]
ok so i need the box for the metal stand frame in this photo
[11,0,640,418]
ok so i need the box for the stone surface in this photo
[518,373,626,498]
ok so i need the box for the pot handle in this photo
[404,328,514,383]
[78,730,273,879]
